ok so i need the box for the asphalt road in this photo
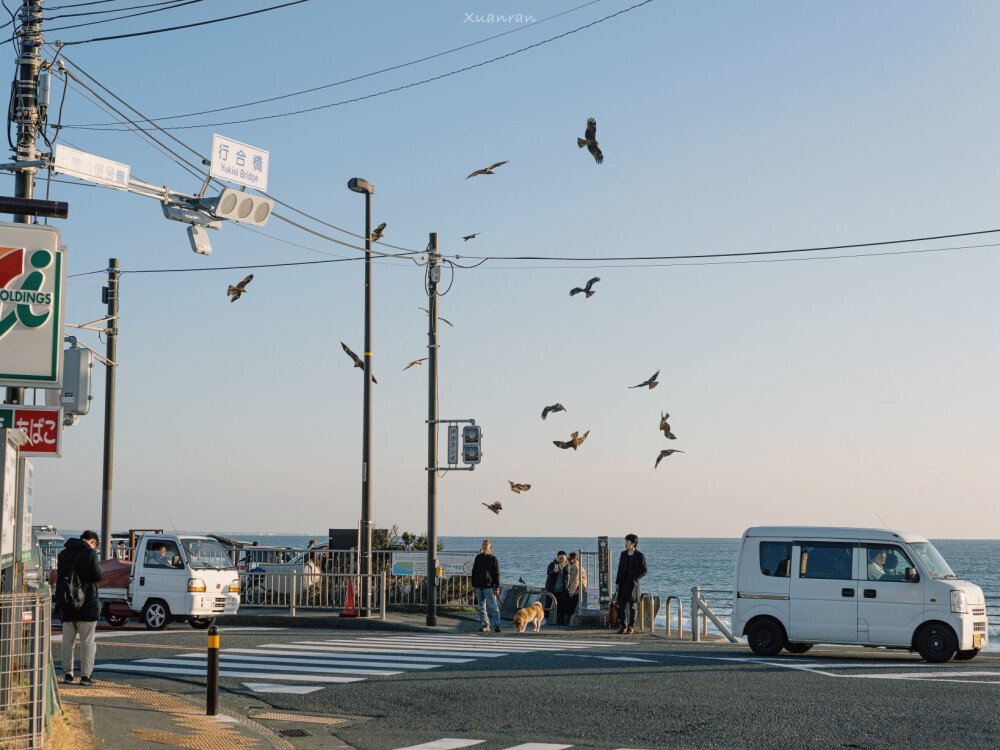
[77,623,1000,749]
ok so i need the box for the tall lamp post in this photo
[347,177,374,615]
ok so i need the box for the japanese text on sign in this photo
[53,145,130,189]
[0,407,62,457]
[211,134,269,191]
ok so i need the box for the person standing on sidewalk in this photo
[471,539,502,633]
[614,534,647,635]
[57,530,104,684]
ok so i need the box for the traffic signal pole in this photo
[426,233,439,626]
[4,0,43,408]
[100,259,119,561]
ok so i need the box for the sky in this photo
[2,0,999,539]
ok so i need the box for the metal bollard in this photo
[691,586,700,642]
[206,625,219,716]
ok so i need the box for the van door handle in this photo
[139,576,145,586]
[841,588,855,597]
[864,589,876,598]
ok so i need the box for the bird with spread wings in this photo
[655,449,684,469]
[482,501,503,515]
[553,430,589,450]
[419,307,454,327]
[508,481,531,494]
[467,161,508,179]
[541,403,566,420]
[403,358,427,371]
[370,222,386,242]
[569,277,601,298]
[227,274,253,302]
[659,411,677,440]
[462,233,479,241]
[629,370,659,390]
[577,118,604,164]
[340,342,377,383]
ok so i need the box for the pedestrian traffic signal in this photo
[199,188,274,227]
[462,425,482,465]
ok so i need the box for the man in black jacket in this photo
[57,530,104,685]
[614,533,647,635]
[471,539,502,633]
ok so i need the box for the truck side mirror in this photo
[905,567,919,582]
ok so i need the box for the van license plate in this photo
[974,634,982,649]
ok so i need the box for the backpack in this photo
[57,567,87,611]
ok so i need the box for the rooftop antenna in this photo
[874,512,891,529]
[163,510,179,534]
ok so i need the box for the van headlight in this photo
[229,579,240,593]
[188,578,206,593]
[950,590,968,614]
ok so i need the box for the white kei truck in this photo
[733,526,989,662]
[98,534,241,630]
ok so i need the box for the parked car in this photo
[242,544,330,605]
[237,545,303,572]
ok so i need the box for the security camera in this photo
[188,224,212,255]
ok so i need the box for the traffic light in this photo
[200,188,274,227]
[462,425,482,465]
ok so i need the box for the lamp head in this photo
[347,178,374,195]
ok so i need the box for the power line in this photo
[66,0,607,126]
[48,0,197,21]
[43,0,203,33]
[62,0,658,130]
[57,0,309,46]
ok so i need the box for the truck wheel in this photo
[189,617,215,630]
[784,642,813,654]
[747,618,785,657]
[142,600,171,631]
[954,648,980,661]
[916,623,958,663]
[105,613,130,627]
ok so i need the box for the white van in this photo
[732,527,989,662]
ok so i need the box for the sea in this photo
[66,531,1000,649]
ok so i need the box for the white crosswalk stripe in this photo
[93,633,617,689]
[390,740,644,750]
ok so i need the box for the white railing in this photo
[239,571,387,618]
[691,586,739,643]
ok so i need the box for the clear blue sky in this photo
[8,0,999,538]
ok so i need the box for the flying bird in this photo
[655,449,685,469]
[659,411,677,440]
[340,342,378,384]
[227,274,253,302]
[541,403,566,420]
[629,370,660,390]
[418,307,454,327]
[462,233,480,241]
[553,430,589,450]
[577,118,604,164]
[370,222,386,242]
[569,277,601,298]
[508,481,531,494]
[482,501,503,515]
[467,161,508,179]
[403,358,427,371]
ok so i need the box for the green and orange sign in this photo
[0,223,65,387]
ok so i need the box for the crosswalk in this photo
[93,633,618,687]
[390,740,646,750]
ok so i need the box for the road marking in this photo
[242,683,324,694]
[393,741,484,750]
[268,643,509,658]
[504,745,572,749]
[92,663,362,682]
[134,657,401,676]
[229,647,472,664]
[176,652,437,671]
[559,655,658,663]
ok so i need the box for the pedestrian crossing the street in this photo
[92,633,619,687]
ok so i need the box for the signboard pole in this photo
[598,536,611,628]
[0,431,20,591]
[426,233,439,626]
[100,258,119,561]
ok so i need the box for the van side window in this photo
[759,541,792,577]
[799,543,853,580]
[865,544,915,582]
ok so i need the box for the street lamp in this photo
[347,177,374,616]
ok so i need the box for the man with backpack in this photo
[56,530,104,685]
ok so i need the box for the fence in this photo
[239,571,388,618]
[690,586,739,643]
[0,592,53,749]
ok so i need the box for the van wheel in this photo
[105,613,129,627]
[142,600,171,631]
[747,618,785,657]
[784,642,813,654]
[189,617,215,630]
[916,623,957,663]
[954,648,980,661]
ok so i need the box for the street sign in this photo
[447,424,458,465]
[52,144,130,190]
[211,134,269,191]
[0,407,62,458]
[0,223,66,387]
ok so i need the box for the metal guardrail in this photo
[239,571,387,618]
[1,592,52,748]
[691,586,739,643]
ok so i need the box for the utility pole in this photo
[100,259,119,561]
[4,0,44,408]
[426,233,439,626]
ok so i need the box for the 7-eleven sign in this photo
[0,223,65,387]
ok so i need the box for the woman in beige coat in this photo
[564,552,588,624]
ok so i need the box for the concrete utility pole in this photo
[426,233,440,626]
[100,259,119,561]
[4,0,44,408]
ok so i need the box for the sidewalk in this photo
[55,610,704,748]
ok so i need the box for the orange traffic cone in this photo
[340,578,357,617]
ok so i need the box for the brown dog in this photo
[512,601,546,633]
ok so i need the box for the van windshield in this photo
[182,539,236,571]
[909,542,958,580]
